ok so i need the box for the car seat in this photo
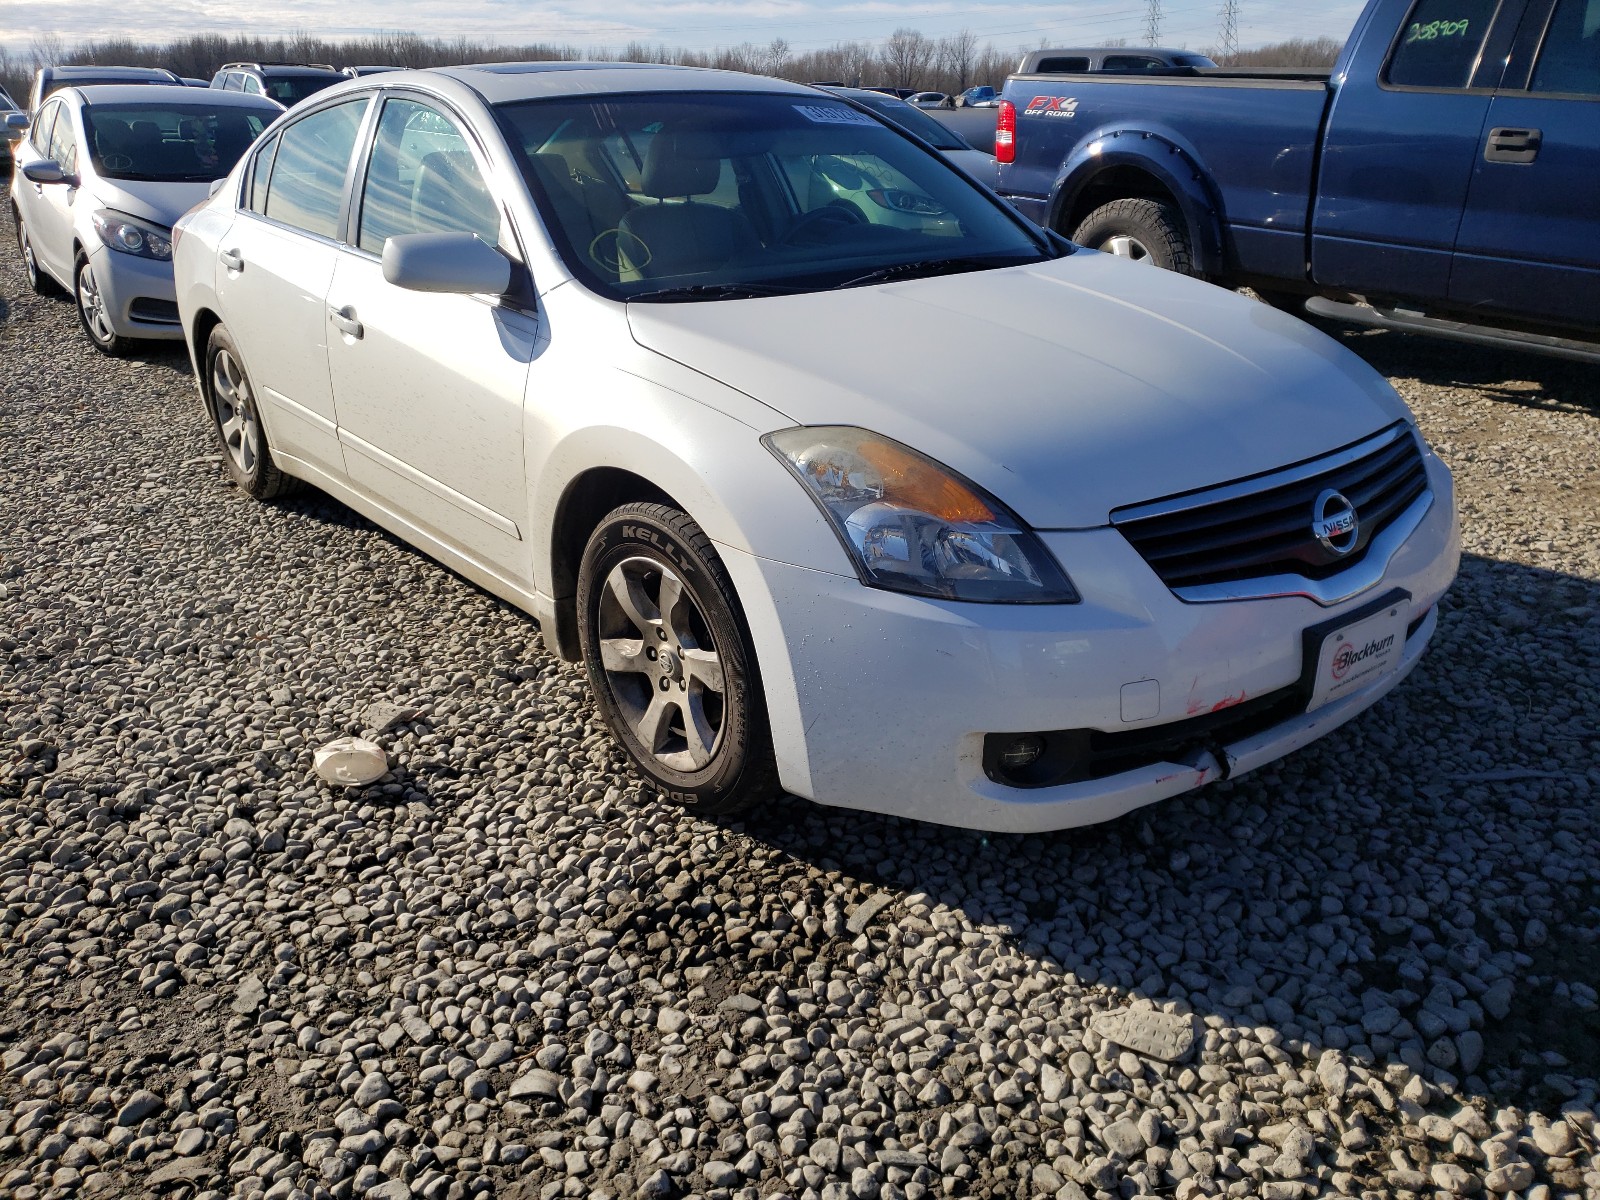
[615,131,756,280]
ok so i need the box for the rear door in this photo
[215,95,371,479]
[13,100,62,279]
[1311,0,1521,300]
[1447,0,1600,332]
[325,94,538,585]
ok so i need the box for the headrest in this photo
[640,130,723,199]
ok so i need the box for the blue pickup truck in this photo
[993,0,1600,362]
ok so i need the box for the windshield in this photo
[265,75,339,105]
[84,103,270,182]
[835,91,971,151]
[498,91,1047,302]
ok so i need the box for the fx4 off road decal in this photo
[1026,96,1079,119]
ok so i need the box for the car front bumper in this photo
[724,453,1459,832]
[86,244,183,341]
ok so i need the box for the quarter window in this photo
[261,98,369,240]
[247,133,279,214]
[47,106,77,174]
[1530,0,1600,95]
[1386,0,1502,88]
[356,97,500,253]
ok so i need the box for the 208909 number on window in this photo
[1406,18,1471,41]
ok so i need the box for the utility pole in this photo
[1219,0,1240,58]
[1145,1,1163,46]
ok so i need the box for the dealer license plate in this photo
[1307,599,1409,712]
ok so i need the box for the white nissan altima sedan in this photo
[172,63,1459,832]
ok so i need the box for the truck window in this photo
[1386,0,1501,88]
[1036,56,1090,73]
[1530,0,1600,95]
[1102,56,1165,73]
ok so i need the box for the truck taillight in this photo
[995,100,1017,164]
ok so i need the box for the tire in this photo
[15,213,59,296]
[74,256,130,356]
[1072,198,1195,275]
[205,324,295,500]
[577,502,776,815]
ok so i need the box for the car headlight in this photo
[764,426,1078,604]
[92,210,172,261]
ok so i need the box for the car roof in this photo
[63,84,286,107]
[44,66,179,81]
[426,61,818,105]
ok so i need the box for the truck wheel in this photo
[1072,198,1194,275]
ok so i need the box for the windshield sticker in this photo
[1405,19,1470,42]
[794,104,878,126]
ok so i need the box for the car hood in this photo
[626,252,1411,528]
[92,178,216,229]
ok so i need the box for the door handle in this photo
[329,305,364,340]
[1485,127,1541,164]
[219,248,244,272]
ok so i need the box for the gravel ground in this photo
[2,188,1599,1200]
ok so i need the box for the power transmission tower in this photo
[1145,0,1163,45]
[1219,0,1240,58]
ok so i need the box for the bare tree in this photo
[936,29,979,94]
[766,37,791,78]
[880,27,934,90]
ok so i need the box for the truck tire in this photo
[1072,198,1195,275]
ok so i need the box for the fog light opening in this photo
[997,735,1045,771]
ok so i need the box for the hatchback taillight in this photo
[995,100,1016,164]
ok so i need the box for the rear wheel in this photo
[75,257,129,356]
[206,324,295,500]
[15,214,58,296]
[577,502,776,815]
[1072,198,1194,275]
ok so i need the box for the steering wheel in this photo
[782,204,867,246]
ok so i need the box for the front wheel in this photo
[1072,198,1195,275]
[577,502,776,815]
[75,258,130,355]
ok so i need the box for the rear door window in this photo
[1530,0,1600,95]
[262,98,369,239]
[246,133,279,214]
[1387,0,1503,88]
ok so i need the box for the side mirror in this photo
[3,112,27,141]
[382,232,513,296]
[22,159,70,185]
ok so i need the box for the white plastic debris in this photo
[313,737,388,786]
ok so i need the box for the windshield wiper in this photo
[833,255,1027,290]
[627,282,802,303]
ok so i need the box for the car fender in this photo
[1048,124,1226,275]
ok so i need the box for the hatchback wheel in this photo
[15,215,58,296]
[577,502,776,814]
[206,324,295,499]
[75,258,128,355]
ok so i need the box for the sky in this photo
[0,1,1371,56]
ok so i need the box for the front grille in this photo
[129,298,180,324]
[1112,425,1428,591]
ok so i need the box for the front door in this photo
[1311,0,1517,301]
[325,95,538,587]
[215,96,371,479]
[1448,0,1600,333]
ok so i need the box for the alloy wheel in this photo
[1101,234,1155,264]
[212,348,262,477]
[76,263,116,345]
[594,555,726,772]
